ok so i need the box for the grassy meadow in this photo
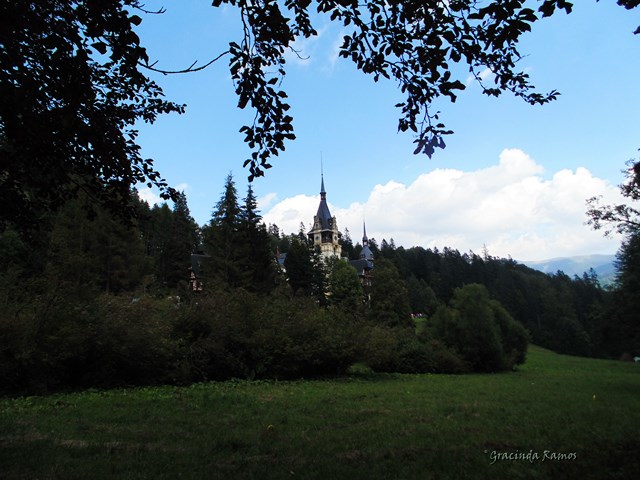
[1,345,639,479]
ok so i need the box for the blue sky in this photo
[134,1,639,261]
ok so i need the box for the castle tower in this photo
[308,174,342,260]
[349,220,374,286]
[360,221,373,261]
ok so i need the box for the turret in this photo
[360,221,373,260]
[308,174,342,260]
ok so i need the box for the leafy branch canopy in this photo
[207,0,595,179]
[2,0,639,230]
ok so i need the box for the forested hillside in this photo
[0,174,637,395]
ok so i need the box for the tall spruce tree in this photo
[202,174,247,290]
[147,203,173,288]
[328,260,363,316]
[609,232,640,356]
[165,192,199,289]
[239,185,277,293]
[588,158,640,357]
[284,237,314,296]
[341,227,356,260]
[46,196,150,295]
[367,258,412,328]
[310,248,329,307]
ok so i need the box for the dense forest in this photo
[0,173,637,395]
[2,1,638,400]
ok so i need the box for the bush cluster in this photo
[0,282,528,395]
[427,284,530,372]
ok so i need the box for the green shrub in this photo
[492,300,530,368]
[355,324,401,372]
[424,339,470,374]
[171,290,359,381]
[430,284,528,372]
[75,295,178,388]
[0,281,528,395]
[0,290,180,394]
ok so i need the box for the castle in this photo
[307,175,374,283]
[307,174,342,260]
[192,174,374,291]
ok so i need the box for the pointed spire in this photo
[362,220,368,245]
[360,220,373,261]
[314,168,332,229]
[320,153,326,197]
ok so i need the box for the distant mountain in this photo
[520,254,617,285]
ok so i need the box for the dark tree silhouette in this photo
[210,0,635,178]
[3,1,638,230]
[239,185,278,293]
[0,1,184,231]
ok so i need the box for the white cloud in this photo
[283,26,348,73]
[325,29,345,72]
[263,149,625,261]
[137,183,189,207]
[263,194,318,231]
[466,66,495,86]
[258,192,278,211]
[136,187,163,206]
[175,182,190,193]
[283,27,327,67]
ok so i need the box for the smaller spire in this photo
[360,220,373,261]
[362,221,368,245]
[320,153,326,196]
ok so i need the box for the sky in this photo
[133,1,640,262]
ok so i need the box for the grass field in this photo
[1,345,639,479]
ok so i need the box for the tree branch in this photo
[139,51,230,75]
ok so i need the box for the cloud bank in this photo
[261,149,624,261]
[136,183,190,208]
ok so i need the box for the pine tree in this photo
[239,185,277,293]
[341,227,356,260]
[202,174,247,290]
[297,222,307,242]
[310,248,329,307]
[610,232,640,356]
[165,192,199,289]
[328,260,363,315]
[367,258,412,328]
[284,237,314,296]
[46,196,150,295]
[147,203,173,288]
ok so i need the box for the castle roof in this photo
[349,258,374,276]
[314,174,333,231]
[360,221,373,260]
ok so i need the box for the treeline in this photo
[0,174,527,395]
[335,232,638,360]
[0,173,635,395]
[350,242,609,358]
[276,221,637,361]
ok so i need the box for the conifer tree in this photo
[147,203,173,288]
[310,248,329,307]
[165,192,199,289]
[284,237,314,296]
[367,258,412,328]
[341,227,356,260]
[239,185,277,293]
[608,232,640,356]
[46,196,150,295]
[202,174,247,290]
[328,260,363,316]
